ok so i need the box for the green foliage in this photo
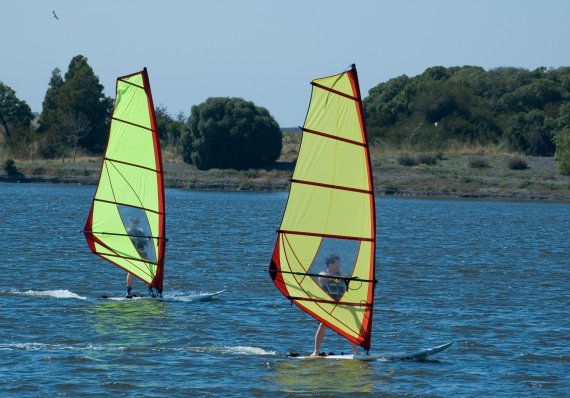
[155,106,185,148]
[182,97,282,170]
[505,110,554,156]
[554,128,570,175]
[0,82,33,140]
[364,65,570,155]
[507,157,529,170]
[38,55,112,157]
[397,154,418,166]
[3,159,22,176]
[469,157,490,169]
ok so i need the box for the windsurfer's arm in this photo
[318,272,329,289]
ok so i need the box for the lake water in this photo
[0,183,569,397]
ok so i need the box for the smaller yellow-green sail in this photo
[269,65,377,350]
[84,68,165,290]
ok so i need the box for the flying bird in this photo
[52,10,59,20]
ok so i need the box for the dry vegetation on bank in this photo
[2,132,570,201]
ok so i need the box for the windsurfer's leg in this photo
[147,284,156,297]
[349,341,358,355]
[311,322,327,356]
[125,273,133,297]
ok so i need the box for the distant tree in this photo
[65,111,91,162]
[155,105,185,149]
[0,82,33,139]
[38,55,112,157]
[3,159,23,177]
[554,128,570,175]
[182,97,282,170]
[505,110,555,156]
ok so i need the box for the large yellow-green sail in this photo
[84,68,165,290]
[269,65,377,350]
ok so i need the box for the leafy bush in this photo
[507,157,528,170]
[555,128,570,175]
[416,153,438,165]
[4,159,22,176]
[182,97,282,170]
[469,157,490,168]
[397,154,418,166]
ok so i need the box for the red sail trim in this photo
[347,64,376,350]
[111,116,155,132]
[300,127,366,147]
[287,296,372,307]
[142,67,165,291]
[93,198,163,215]
[291,178,373,195]
[311,81,358,101]
[278,229,374,242]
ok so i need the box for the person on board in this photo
[310,254,358,356]
[125,217,159,298]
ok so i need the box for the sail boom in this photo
[271,268,377,284]
[84,230,166,241]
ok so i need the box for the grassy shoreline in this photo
[2,147,570,202]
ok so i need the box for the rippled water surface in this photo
[1,183,569,397]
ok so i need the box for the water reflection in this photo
[269,358,382,394]
[89,299,168,348]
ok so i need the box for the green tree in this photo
[155,106,185,149]
[505,110,555,156]
[38,55,112,157]
[0,82,33,139]
[182,97,282,170]
[554,128,570,175]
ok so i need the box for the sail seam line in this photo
[105,157,161,174]
[96,251,159,266]
[288,296,372,307]
[278,230,374,242]
[300,127,366,147]
[93,198,162,215]
[311,82,358,101]
[291,178,372,195]
[112,116,155,132]
[118,78,145,90]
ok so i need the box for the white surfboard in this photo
[99,289,227,302]
[290,342,453,361]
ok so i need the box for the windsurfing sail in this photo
[269,64,377,350]
[84,68,165,291]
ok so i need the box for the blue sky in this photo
[2,0,570,127]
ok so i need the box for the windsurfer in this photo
[310,254,358,356]
[125,217,158,298]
